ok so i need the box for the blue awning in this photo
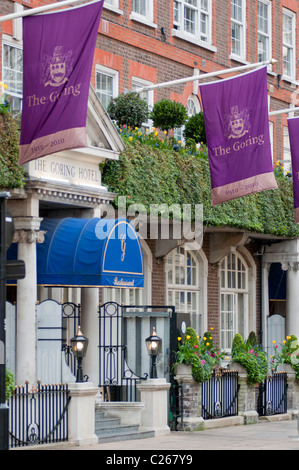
[36,217,144,288]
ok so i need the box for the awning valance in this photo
[36,217,144,287]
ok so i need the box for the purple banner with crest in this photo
[288,117,299,223]
[199,67,277,206]
[19,0,104,166]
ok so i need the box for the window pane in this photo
[96,72,113,110]
[133,0,146,16]
[184,6,196,34]
[231,0,242,22]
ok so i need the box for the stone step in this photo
[94,410,155,443]
[97,429,155,444]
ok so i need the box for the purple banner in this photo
[288,117,299,223]
[199,67,277,206]
[19,0,104,166]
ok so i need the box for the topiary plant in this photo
[107,92,149,128]
[150,99,187,134]
[183,111,206,144]
[232,333,244,355]
[5,368,15,401]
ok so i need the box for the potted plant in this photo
[231,332,268,386]
[175,327,224,383]
[270,335,299,379]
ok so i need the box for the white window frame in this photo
[2,39,23,113]
[220,251,249,352]
[95,65,119,110]
[257,0,272,64]
[282,8,296,82]
[132,77,154,129]
[172,0,215,51]
[230,0,246,62]
[104,0,123,15]
[130,0,157,29]
[166,246,207,333]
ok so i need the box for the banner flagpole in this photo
[0,0,98,22]
[133,59,277,93]
[269,107,299,116]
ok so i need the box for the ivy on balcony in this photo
[102,128,299,238]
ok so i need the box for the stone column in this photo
[68,382,98,446]
[80,287,99,386]
[13,217,44,386]
[277,363,299,416]
[229,362,259,424]
[175,364,204,431]
[137,378,171,436]
[283,262,299,339]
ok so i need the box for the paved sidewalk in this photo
[19,416,299,451]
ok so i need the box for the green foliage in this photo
[107,92,149,128]
[231,333,268,385]
[102,132,299,238]
[5,368,15,401]
[0,113,25,189]
[183,111,206,145]
[270,335,299,380]
[150,99,187,133]
[246,331,258,348]
[175,327,224,383]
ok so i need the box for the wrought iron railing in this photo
[202,369,239,420]
[257,372,288,416]
[8,381,70,448]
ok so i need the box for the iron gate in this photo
[257,372,288,416]
[98,302,177,404]
[9,382,70,448]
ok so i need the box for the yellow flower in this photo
[177,337,181,342]
[203,337,206,341]
[135,127,138,130]
[164,130,167,134]
[283,340,286,344]
[178,140,181,144]
[186,335,190,340]
[287,336,291,340]
[210,327,214,331]
[225,356,229,361]
[129,136,133,141]
[272,340,276,344]
[206,342,210,347]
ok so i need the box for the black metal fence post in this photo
[0,193,9,450]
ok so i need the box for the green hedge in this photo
[102,138,299,238]
[0,114,25,189]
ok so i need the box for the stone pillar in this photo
[277,363,299,417]
[137,378,171,436]
[14,218,44,386]
[80,287,99,386]
[68,382,98,446]
[229,363,258,424]
[283,262,299,339]
[175,364,204,431]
